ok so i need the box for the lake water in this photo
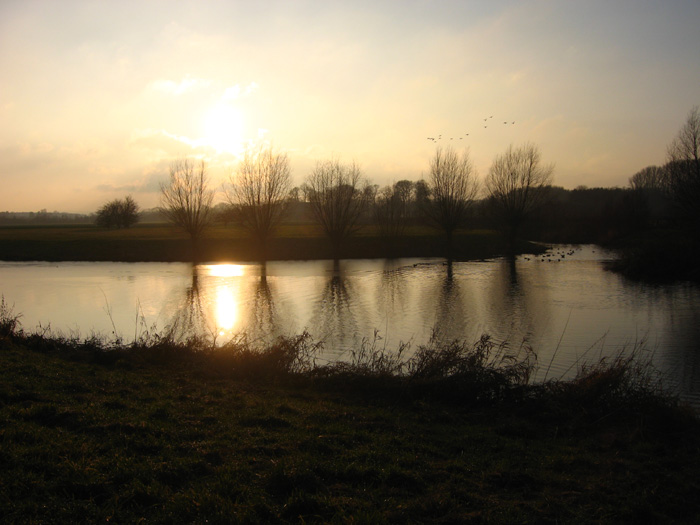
[1,244,699,407]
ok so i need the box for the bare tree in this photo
[629,165,668,192]
[666,106,700,225]
[423,146,480,255]
[225,145,292,261]
[160,158,215,260]
[374,180,414,240]
[303,158,366,258]
[486,143,554,251]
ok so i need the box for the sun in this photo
[203,104,244,154]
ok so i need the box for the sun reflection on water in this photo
[215,285,238,337]
[201,264,247,338]
[206,264,245,278]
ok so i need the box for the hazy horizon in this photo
[2,0,699,214]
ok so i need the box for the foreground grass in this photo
[1,314,699,523]
[0,223,541,262]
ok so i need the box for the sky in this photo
[1,0,699,213]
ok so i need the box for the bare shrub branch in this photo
[225,145,292,260]
[303,158,367,255]
[423,146,480,244]
[160,158,215,248]
[665,106,700,224]
[486,142,554,247]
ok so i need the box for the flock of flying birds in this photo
[426,115,516,142]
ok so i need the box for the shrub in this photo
[95,196,140,229]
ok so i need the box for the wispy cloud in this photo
[221,82,259,101]
[148,76,212,95]
[130,128,211,156]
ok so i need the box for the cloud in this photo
[94,171,164,194]
[148,76,212,95]
[221,82,259,101]
[129,128,215,157]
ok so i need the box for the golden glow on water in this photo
[203,264,247,337]
[206,264,245,278]
[215,284,238,336]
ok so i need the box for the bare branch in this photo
[486,143,554,246]
[423,146,480,242]
[225,145,292,260]
[303,158,367,255]
[160,158,215,246]
[665,106,700,223]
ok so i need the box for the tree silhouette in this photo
[423,146,480,257]
[160,158,215,261]
[225,145,292,262]
[95,195,139,229]
[666,106,700,227]
[303,158,367,259]
[486,143,554,253]
[629,165,668,192]
[374,180,414,241]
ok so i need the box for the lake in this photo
[1,244,699,407]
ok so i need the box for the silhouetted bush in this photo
[95,196,139,229]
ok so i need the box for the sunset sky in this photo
[1,0,699,213]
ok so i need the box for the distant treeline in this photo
[0,208,167,226]
[0,210,92,225]
[504,185,675,245]
[0,186,676,246]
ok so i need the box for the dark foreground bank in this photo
[1,303,698,524]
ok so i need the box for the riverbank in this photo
[0,223,545,262]
[1,307,698,523]
[603,227,700,283]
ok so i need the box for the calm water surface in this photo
[1,245,699,407]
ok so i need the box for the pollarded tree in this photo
[225,145,292,261]
[665,106,700,226]
[160,158,215,261]
[95,195,139,229]
[486,143,554,252]
[303,158,367,259]
[423,146,480,256]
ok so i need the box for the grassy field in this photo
[0,223,542,262]
[1,302,699,523]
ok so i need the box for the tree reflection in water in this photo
[377,259,410,326]
[241,268,279,344]
[487,257,533,343]
[164,265,213,342]
[311,261,358,360]
[162,263,286,345]
[429,260,469,345]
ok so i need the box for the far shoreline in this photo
[0,223,549,264]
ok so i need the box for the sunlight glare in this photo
[215,285,237,336]
[203,104,244,154]
[207,264,245,278]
